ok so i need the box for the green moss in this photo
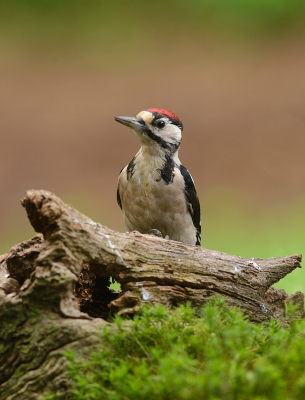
[62,300,305,400]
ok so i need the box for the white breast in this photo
[118,152,197,245]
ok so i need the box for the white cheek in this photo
[161,124,181,142]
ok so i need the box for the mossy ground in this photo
[55,300,305,400]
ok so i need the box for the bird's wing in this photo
[179,164,201,245]
[117,186,122,210]
[117,167,124,210]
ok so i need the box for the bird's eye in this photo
[155,120,166,129]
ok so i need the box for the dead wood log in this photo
[0,189,303,399]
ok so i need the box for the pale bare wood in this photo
[21,189,303,322]
[0,189,303,399]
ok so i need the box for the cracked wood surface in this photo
[0,189,303,399]
[22,189,303,320]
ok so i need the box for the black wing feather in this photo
[179,164,201,245]
[117,167,124,210]
[117,186,122,210]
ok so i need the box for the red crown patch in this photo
[146,108,181,123]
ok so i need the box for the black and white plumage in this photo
[115,108,201,246]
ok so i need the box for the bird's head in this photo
[115,108,183,153]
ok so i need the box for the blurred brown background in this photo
[1,0,305,292]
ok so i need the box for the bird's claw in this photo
[147,230,170,240]
[147,229,163,238]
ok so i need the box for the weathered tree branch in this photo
[0,189,303,399]
[21,189,304,321]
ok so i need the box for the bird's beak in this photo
[114,116,145,132]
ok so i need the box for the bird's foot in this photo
[147,229,169,240]
[147,229,163,237]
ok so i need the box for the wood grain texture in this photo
[0,189,303,399]
[21,189,303,322]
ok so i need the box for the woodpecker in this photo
[115,108,201,246]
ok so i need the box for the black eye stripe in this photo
[144,127,179,152]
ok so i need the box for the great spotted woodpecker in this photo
[115,108,201,246]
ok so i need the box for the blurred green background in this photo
[0,0,305,294]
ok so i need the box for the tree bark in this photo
[0,190,303,399]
